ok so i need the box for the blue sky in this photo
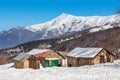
[0,0,120,32]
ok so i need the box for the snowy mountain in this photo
[0,13,120,49]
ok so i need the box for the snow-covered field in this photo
[1,60,120,80]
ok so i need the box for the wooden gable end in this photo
[28,55,40,69]
[93,49,114,64]
[46,52,63,59]
[28,55,38,61]
[34,51,51,58]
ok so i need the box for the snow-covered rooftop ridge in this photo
[67,47,103,58]
[13,53,30,61]
[26,49,49,55]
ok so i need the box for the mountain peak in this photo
[60,13,69,16]
[0,13,120,49]
[57,13,73,18]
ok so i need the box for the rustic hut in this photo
[26,49,65,68]
[36,50,65,67]
[67,47,114,67]
[13,49,49,69]
[13,53,30,69]
[13,49,65,69]
[26,49,51,69]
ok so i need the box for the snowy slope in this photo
[0,13,120,49]
[1,60,120,80]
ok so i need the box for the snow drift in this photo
[0,60,120,80]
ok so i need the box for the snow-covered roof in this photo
[13,49,51,61]
[13,53,31,61]
[26,49,49,55]
[67,47,103,58]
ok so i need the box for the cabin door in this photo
[100,56,105,63]
[29,60,40,69]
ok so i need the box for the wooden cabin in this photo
[13,49,65,69]
[27,49,65,68]
[14,49,50,69]
[67,47,114,67]
[36,50,65,67]
[13,53,30,69]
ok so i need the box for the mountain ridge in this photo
[0,13,120,49]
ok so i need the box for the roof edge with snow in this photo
[67,47,103,58]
